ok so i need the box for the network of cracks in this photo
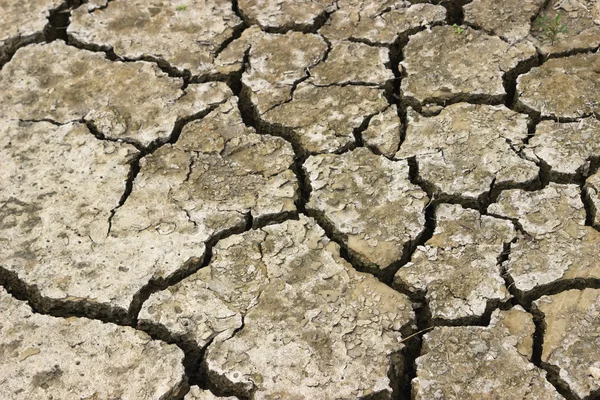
[1,0,600,399]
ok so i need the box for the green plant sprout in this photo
[176,5,187,11]
[452,24,465,35]
[534,13,568,45]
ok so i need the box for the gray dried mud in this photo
[2,0,599,399]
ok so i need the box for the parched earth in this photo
[1,0,600,399]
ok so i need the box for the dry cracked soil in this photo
[1,0,600,399]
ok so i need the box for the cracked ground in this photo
[1,0,600,399]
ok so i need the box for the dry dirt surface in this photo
[1,0,600,399]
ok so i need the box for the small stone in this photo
[414,308,561,399]
[420,103,444,116]
[534,289,600,399]
[362,105,401,157]
[185,386,239,399]
[0,0,63,65]
[528,0,600,57]
[586,172,600,228]
[238,0,337,32]
[488,183,585,237]
[68,0,243,77]
[305,148,428,273]
[464,0,546,43]
[319,2,446,45]
[516,53,600,120]
[401,26,537,107]
[142,216,414,399]
[523,117,600,179]
[309,40,393,86]
[0,41,230,147]
[260,83,388,154]
[396,104,539,203]
[395,204,515,322]
[0,288,187,400]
